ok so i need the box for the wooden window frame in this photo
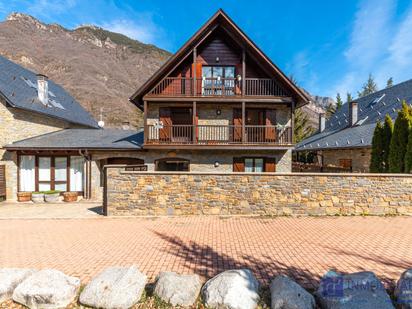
[154,157,190,172]
[233,156,277,173]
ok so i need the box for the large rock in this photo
[79,266,147,309]
[395,269,412,308]
[270,275,315,309]
[0,268,36,303]
[154,272,201,306]
[316,271,394,309]
[12,269,80,309]
[202,269,260,309]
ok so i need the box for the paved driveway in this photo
[0,216,411,290]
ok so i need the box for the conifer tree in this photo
[358,74,378,97]
[336,93,343,110]
[381,115,393,172]
[405,128,412,173]
[294,108,314,143]
[346,92,353,103]
[386,77,394,88]
[370,121,384,172]
[389,102,412,172]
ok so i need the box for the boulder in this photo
[0,268,36,303]
[316,271,394,309]
[154,272,201,306]
[79,266,147,309]
[270,275,315,309]
[202,269,260,309]
[12,269,80,309]
[395,269,412,308]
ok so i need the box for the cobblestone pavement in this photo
[1,216,411,290]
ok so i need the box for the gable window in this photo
[202,66,235,95]
[233,157,276,173]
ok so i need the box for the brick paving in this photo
[1,216,411,290]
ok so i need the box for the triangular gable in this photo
[129,9,310,108]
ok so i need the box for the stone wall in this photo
[105,168,412,216]
[322,148,371,173]
[0,100,73,200]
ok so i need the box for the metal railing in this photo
[146,124,292,145]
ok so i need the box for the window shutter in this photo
[233,108,243,142]
[265,157,276,172]
[233,157,245,172]
[265,109,277,142]
[159,108,171,141]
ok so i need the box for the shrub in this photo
[370,121,384,173]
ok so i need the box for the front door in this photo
[37,156,68,192]
[171,108,192,143]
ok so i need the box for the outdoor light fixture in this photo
[214,161,220,167]
[216,108,222,116]
[237,75,242,81]
[216,56,220,62]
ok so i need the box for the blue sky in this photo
[1,0,412,98]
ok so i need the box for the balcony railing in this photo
[145,124,292,145]
[148,77,288,97]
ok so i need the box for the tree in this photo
[388,102,412,173]
[386,77,394,88]
[294,108,314,143]
[346,92,353,103]
[370,121,384,172]
[336,93,343,110]
[405,128,412,173]
[358,74,378,97]
[382,114,393,172]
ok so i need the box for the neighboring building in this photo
[296,79,412,172]
[129,9,309,173]
[2,9,310,202]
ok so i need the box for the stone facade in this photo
[105,168,412,216]
[321,148,372,173]
[0,100,74,200]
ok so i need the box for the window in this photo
[202,66,236,95]
[245,158,264,173]
[233,157,276,173]
[18,155,85,193]
[155,158,190,171]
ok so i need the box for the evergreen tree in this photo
[370,121,384,173]
[294,108,314,143]
[405,128,412,173]
[388,102,412,173]
[382,114,393,172]
[346,92,353,103]
[358,74,378,97]
[336,93,343,110]
[386,77,394,88]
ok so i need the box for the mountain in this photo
[0,12,331,130]
[0,13,171,127]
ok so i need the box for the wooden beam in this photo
[242,48,246,95]
[192,101,197,143]
[143,100,148,144]
[144,96,293,103]
[291,101,295,144]
[242,101,246,143]
[193,48,197,96]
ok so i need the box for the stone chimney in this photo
[36,74,48,105]
[349,101,358,126]
[319,113,326,132]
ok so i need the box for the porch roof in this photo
[4,129,143,151]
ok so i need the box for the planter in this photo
[44,193,60,203]
[17,192,32,202]
[31,193,44,203]
[63,192,78,202]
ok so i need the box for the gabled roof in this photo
[129,9,310,108]
[0,55,99,128]
[296,79,412,151]
[5,129,143,150]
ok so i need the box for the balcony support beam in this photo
[242,101,246,143]
[193,48,197,96]
[192,101,197,143]
[291,101,295,143]
[242,48,246,96]
[143,100,148,144]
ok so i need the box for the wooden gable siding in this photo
[197,36,240,65]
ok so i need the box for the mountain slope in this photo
[0,13,171,127]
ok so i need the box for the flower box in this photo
[63,192,78,202]
[17,192,32,202]
[31,193,44,203]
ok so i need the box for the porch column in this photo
[291,101,295,144]
[143,100,148,144]
[193,48,197,96]
[192,101,197,144]
[242,48,246,95]
[242,101,246,143]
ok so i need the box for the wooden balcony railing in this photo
[148,77,287,97]
[145,125,292,145]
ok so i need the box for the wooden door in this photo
[192,63,202,95]
[233,157,245,172]
[265,109,277,142]
[233,108,243,142]
[265,157,277,172]
[0,165,5,200]
[171,108,192,143]
[159,108,172,142]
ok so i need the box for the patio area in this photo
[0,216,411,291]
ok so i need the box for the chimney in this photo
[319,113,326,132]
[349,101,358,126]
[36,74,48,105]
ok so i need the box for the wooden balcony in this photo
[145,124,292,147]
[147,77,288,98]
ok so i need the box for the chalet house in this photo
[129,9,310,173]
[2,9,309,202]
[296,79,412,172]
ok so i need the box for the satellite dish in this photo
[98,120,105,128]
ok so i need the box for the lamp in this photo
[216,108,222,116]
[216,56,220,63]
[214,161,220,168]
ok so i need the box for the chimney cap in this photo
[36,73,48,80]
